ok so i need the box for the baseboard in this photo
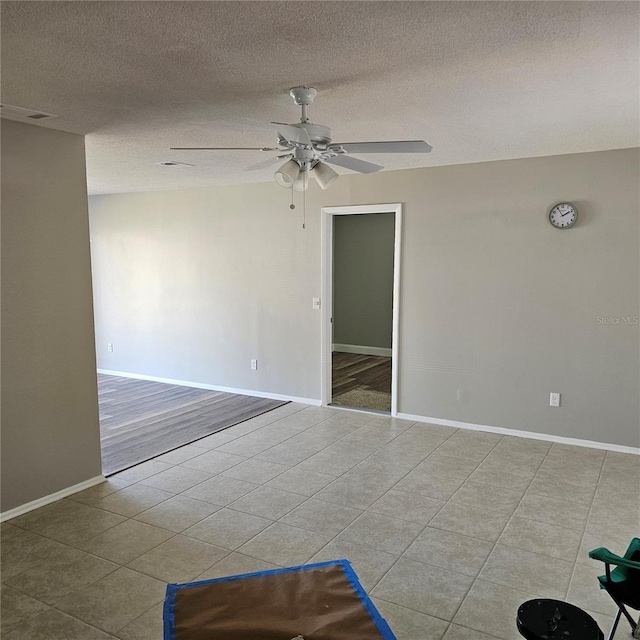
[397,413,640,455]
[0,475,106,523]
[332,344,392,358]
[97,369,322,406]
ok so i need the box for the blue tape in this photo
[163,582,177,640]
[339,559,396,639]
[162,558,396,639]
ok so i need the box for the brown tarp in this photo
[172,563,390,639]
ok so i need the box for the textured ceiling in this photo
[2,1,638,195]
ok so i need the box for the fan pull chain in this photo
[287,178,305,230]
[302,185,306,230]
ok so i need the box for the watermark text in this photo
[596,316,639,325]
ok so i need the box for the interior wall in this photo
[89,148,639,448]
[89,181,350,400]
[350,149,639,449]
[333,212,395,351]
[1,119,103,513]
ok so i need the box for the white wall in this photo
[1,120,103,513]
[89,148,639,448]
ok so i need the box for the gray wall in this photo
[89,148,639,448]
[89,182,350,399]
[1,119,103,512]
[333,213,395,350]
[350,150,639,448]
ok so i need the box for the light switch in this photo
[312,298,321,310]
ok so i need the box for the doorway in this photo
[321,204,402,416]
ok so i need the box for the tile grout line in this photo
[327,431,500,639]
[439,439,552,639]
[2,435,510,639]
[181,414,436,570]
[567,448,609,598]
[176,416,460,586]
[362,434,536,639]
[66,411,419,603]
[364,435,522,639]
[4,404,629,640]
[15,409,372,561]
[364,432,500,591]
[0,405,320,632]
[443,444,609,639]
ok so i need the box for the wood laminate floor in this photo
[98,374,287,475]
[331,352,391,397]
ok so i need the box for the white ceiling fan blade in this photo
[324,155,383,174]
[243,155,292,172]
[333,140,432,154]
[272,123,311,146]
[170,147,280,151]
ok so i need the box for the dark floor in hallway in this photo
[331,352,392,412]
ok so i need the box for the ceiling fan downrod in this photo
[289,86,317,124]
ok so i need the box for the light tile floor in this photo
[1,402,638,639]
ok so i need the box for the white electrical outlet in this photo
[251,359,258,370]
[108,343,114,352]
[550,392,560,407]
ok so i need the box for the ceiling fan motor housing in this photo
[299,123,332,146]
[277,123,333,159]
[291,146,315,171]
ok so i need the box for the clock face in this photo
[549,202,577,229]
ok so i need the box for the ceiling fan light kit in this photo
[274,159,300,188]
[170,85,433,191]
[309,162,339,190]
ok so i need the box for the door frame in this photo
[320,203,402,416]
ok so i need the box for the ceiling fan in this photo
[171,86,432,191]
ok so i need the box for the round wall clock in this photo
[548,202,578,229]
